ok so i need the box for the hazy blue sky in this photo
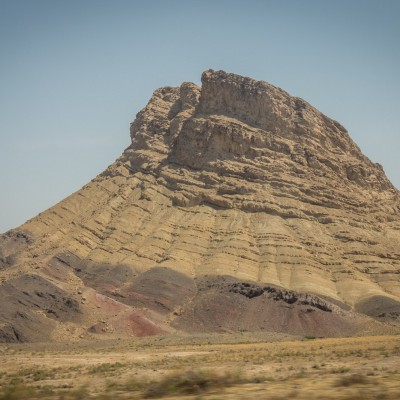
[1,0,399,232]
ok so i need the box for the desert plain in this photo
[1,333,400,399]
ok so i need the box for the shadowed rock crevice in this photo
[228,282,332,312]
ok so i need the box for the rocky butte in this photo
[1,70,400,342]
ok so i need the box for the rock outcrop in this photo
[1,70,399,342]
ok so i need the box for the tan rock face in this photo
[1,70,399,342]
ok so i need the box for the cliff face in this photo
[1,70,399,342]
[123,70,397,212]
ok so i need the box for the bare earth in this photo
[1,334,399,399]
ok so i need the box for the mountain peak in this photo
[1,71,399,342]
[124,70,395,204]
[199,69,341,137]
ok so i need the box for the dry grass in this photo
[0,334,399,399]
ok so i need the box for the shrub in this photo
[144,369,242,398]
[335,374,369,387]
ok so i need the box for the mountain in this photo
[1,70,399,342]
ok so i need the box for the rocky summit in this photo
[1,70,400,342]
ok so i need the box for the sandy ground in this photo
[0,334,399,399]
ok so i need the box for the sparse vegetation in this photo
[0,384,34,400]
[335,373,369,387]
[144,369,243,398]
[88,362,126,375]
[0,335,399,399]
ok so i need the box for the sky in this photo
[0,0,399,233]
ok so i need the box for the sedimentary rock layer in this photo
[1,70,399,342]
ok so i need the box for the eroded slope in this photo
[1,70,399,341]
